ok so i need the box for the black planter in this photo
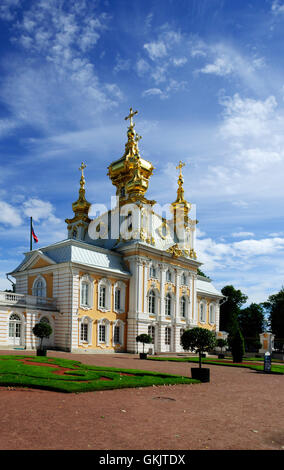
[191,367,210,382]
[218,354,225,359]
[36,348,47,357]
[139,353,147,360]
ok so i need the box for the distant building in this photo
[0,109,223,353]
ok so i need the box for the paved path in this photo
[0,350,283,450]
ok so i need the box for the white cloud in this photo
[144,40,167,60]
[232,232,255,238]
[22,198,60,224]
[272,0,284,14]
[0,201,22,227]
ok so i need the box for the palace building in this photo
[0,109,223,354]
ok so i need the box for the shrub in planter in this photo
[32,322,52,356]
[136,334,152,359]
[216,338,227,359]
[181,327,216,382]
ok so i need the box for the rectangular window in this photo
[99,286,106,308]
[114,326,120,344]
[148,325,155,343]
[115,289,121,310]
[81,283,89,306]
[165,327,171,345]
[99,324,106,342]
[80,323,88,342]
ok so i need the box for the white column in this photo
[192,273,198,325]
[159,263,166,320]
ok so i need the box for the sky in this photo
[0,0,284,304]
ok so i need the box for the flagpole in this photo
[30,217,32,251]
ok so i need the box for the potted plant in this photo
[136,333,152,359]
[180,327,216,382]
[32,322,52,357]
[216,338,227,359]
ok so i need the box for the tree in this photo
[197,268,208,278]
[228,326,245,363]
[216,338,227,353]
[180,327,216,368]
[238,303,265,351]
[219,285,248,333]
[263,287,284,350]
[136,334,152,354]
[32,322,52,350]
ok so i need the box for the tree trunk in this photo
[199,352,202,368]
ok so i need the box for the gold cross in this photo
[79,162,86,178]
[176,161,185,177]
[125,107,138,127]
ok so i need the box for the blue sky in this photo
[0,0,284,304]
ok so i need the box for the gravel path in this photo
[0,350,283,450]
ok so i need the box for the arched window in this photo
[209,304,215,324]
[165,293,172,316]
[148,290,156,314]
[99,285,106,308]
[9,313,22,345]
[97,319,110,346]
[32,276,46,298]
[180,296,186,318]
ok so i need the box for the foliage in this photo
[197,268,209,278]
[32,322,52,350]
[136,334,152,353]
[220,285,248,333]
[0,356,198,392]
[263,287,284,342]
[229,326,245,363]
[180,327,216,368]
[216,338,227,352]
[238,303,265,351]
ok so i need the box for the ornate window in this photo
[97,318,110,346]
[165,327,171,345]
[98,279,111,312]
[181,273,187,286]
[149,265,158,279]
[79,316,92,345]
[148,290,156,314]
[113,281,126,313]
[80,274,93,309]
[9,313,22,341]
[32,276,46,298]
[112,319,125,346]
[166,270,172,282]
[209,304,215,324]
[180,296,186,318]
[199,301,206,323]
[165,293,172,316]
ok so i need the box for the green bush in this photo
[136,334,152,353]
[230,327,245,363]
[32,322,52,350]
[181,327,216,368]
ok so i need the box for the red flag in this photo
[31,225,38,243]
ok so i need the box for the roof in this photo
[10,239,130,277]
[196,276,223,298]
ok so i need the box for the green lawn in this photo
[148,355,284,374]
[0,355,198,393]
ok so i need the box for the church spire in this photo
[107,107,155,206]
[65,162,91,239]
[171,161,191,220]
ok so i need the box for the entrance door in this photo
[9,314,22,346]
[165,326,171,352]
